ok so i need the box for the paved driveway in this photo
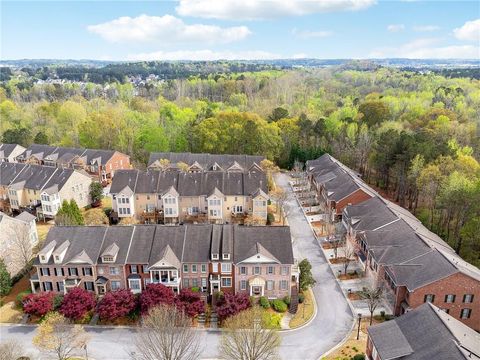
[0,173,353,360]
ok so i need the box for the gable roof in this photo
[234,226,294,264]
[368,303,480,360]
[110,169,267,197]
[148,152,265,171]
[0,143,25,159]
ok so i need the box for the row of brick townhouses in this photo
[305,154,376,223]
[148,152,265,173]
[12,143,131,183]
[31,224,297,300]
[366,303,480,360]
[0,162,92,219]
[109,169,269,224]
[306,154,480,331]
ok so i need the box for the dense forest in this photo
[1,65,479,266]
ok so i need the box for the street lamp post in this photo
[356,313,362,340]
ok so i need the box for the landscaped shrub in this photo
[190,286,200,292]
[16,290,32,308]
[59,288,96,320]
[216,292,251,320]
[271,299,288,313]
[23,292,56,317]
[298,293,305,303]
[139,283,175,314]
[283,296,291,306]
[97,289,137,321]
[262,311,282,329]
[259,296,270,309]
[174,288,205,317]
[53,294,64,310]
[353,354,365,360]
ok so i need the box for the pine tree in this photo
[0,258,12,296]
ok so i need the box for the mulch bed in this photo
[338,273,361,280]
[329,257,347,264]
[348,292,362,301]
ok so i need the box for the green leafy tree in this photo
[268,107,289,122]
[55,200,84,226]
[298,259,316,291]
[34,131,49,144]
[0,258,12,296]
[89,182,103,206]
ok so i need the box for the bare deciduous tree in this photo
[0,339,27,360]
[342,240,357,276]
[33,312,90,360]
[359,286,385,325]
[132,305,202,360]
[220,307,281,360]
[2,220,34,276]
[270,188,288,225]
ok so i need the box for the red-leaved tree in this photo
[174,289,205,318]
[97,289,137,321]
[139,284,175,314]
[23,292,56,317]
[216,292,251,320]
[59,287,96,320]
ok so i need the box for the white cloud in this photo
[87,14,251,44]
[387,24,405,32]
[292,28,333,39]
[292,53,308,59]
[370,37,480,59]
[127,49,282,61]
[453,19,480,42]
[176,0,376,20]
[413,25,440,32]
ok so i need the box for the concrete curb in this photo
[280,287,317,333]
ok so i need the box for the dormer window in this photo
[222,254,230,260]
[41,255,46,262]
[55,255,60,261]
[212,253,219,260]
[103,256,114,263]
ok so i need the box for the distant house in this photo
[31,224,297,300]
[0,144,26,163]
[148,152,265,173]
[0,162,92,219]
[342,197,480,331]
[367,303,480,360]
[109,169,269,224]
[15,144,130,183]
[0,211,38,276]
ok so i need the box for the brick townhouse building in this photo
[0,162,91,219]
[31,224,297,301]
[343,196,480,331]
[15,144,130,183]
[306,154,375,222]
[366,303,480,360]
[109,169,269,225]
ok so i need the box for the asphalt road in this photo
[0,173,353,360]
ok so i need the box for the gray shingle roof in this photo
[110,169,267,197]
[99,226,134,264]
[183,224,212,263]
[38,226,108,265]
[0,162,28,186]
[148,152,265,171]
[38,224,294,267]
[233,226,294,264]
[126,225,155,264]
[17,144,128,166]
[0,143,23,159]
[368,303,480,360]
[15,211,36,222]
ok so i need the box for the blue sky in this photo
[1,0,479,60]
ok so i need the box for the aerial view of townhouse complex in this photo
[0,140,478,360]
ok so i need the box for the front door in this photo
[252,286,262,296]
[97,285,106,295]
